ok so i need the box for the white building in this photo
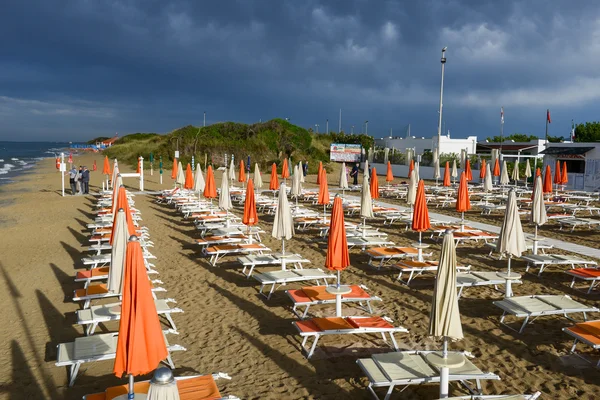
[375,132,477,155]
[541,142,600,191]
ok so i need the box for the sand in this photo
[0,155,599,399]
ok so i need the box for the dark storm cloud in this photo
[0,0,599,140]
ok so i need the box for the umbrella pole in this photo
[323,204,326,223]
[128,374,134,398]
[362,217,366,238]
[505,255,513,298]
[281,239,286,270]
[335,270,343,317]
[461,212,465,232]
[440,337,449,399]
[532,224,538,255]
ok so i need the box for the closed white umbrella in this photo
[110,160,119,189]
[483,163,493,193]
[406,170,417,207]
[496,189,526,297]
[433,148,440,185]
[500,160,510,186]
[451,159,457,185]
[298,161,305,183]
[524,159,532,188]
[360,172,374,237]
[363,160,369,182]
[530,175,547,254]
[107,209,128,294]
[290,165,302,207]
[511,159,520,185]
[176,161,185,187]
[228,158,236,182]
[339,162,349,197]
[253,163,263,189]
[219,169,233,226]
[193,163,205,194]
[147,367,180,400]
[272,182,294,269]
[111,175,123,217]
[427,229,463,399]
[414,161,420,182]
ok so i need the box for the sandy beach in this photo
[1,155,600,400]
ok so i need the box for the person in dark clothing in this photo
[303,161,308,177]
[350,163,359,185]
[81,166,90,194]
[69,167,77,195]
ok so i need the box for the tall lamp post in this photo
[315,124,319,133]
[326,119,329,134]
[437,47,447,154]
[365,120,369,136]
[203,111,206,127]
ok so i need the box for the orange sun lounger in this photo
[563,320,600,366]
[365,247,425,268]
[203,243,270,266]
[286,285,381,319]
[567,268,600,294]
[73,282,165,309]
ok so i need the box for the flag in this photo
[500,107,504,124]
[547,109,551,124]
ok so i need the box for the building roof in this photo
[540,146,594,155]
[477,142,539,151]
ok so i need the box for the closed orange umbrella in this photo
[456,172,471,231]
[493,158,501,177]
[408,159,414,178]
[203,165,217,199]
[269,163,279,190]
[114,237,168,384]
[479,159,486,179]
[316,161,323,184]
[243,178,258,242]
[239,160,246,183]
[536,167,541,177]
[184,163,194,189]
[412,179,431,247]
[553,160,561,185]
[325,196,351,316]
[543,165,552,194]
[102,156,111,175]
[136,158,141,174]
[370,167,379,199]
[281,158,290,179]
[443,161,451,187]
[171,158,177,179]
[530,167,542,200]
[92,160,97,171]
[465,159,473,181]
[561,161,568,184]
[318,168,329,222]
[386,161,394,182]
[112,187,136,244]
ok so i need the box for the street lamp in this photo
[315,124,319,133]
[351,125,354,134]
[437,47,447,154]
[203,111,206,127]
[326,119,328,134]
[365,120,369,135]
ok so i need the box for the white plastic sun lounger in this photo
[76,298,183,335]
[392,261,470,285]
[73,282,166,309]
[522,254,597,276]
[237,253,310,278]
[357,351,501,400]
[253,269,336,299]
[82,251,156,269]
[293,316,408,358]
[347,237,395,250]
[285,284,382,319]
[365,247,427,269]
[74,264,158,288]
[203,243,270,266]
[56,332,185,387]
[485,241,552,258]
[557,217,600,232]
[456,271,522,298]
[493,295,598,333]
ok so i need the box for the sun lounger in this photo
[457,271,522,298]
[293,316,408,358]
[357,351,501,400]
[347,236,395,250]
[566,268,600,294]
[365,247,427,268]
[203,243,270,266]
[485,241,552,258]
[253,269,337,299]
[82,373,239,400]
[392,260,470,285]
[563,320,600,367]
[82,251,156,269]
[442,394,540,400]
[76,299,183,335]
[237,253,310,278]
[286,285,382,319]
[557,217,600,232]
[196,235,245,249]
[56,332,185,386]
[73,283,166,309]
[453,231,499,246]
[522,254,597,276]
[493,295,598,333]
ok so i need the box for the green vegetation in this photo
[486,133,539,142]
[574,122,600,142]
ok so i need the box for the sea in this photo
[0,141,71,185]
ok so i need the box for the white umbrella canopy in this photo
[433,148,440,180]
[107,209,128,293]
[530,176,548,227]
[272,183,294,268]
[511,160,520,183]
[110,162,119,189]
[290,165,302,198]
[497,189,527,258]
[219,169,233,211]
[360,174,374,219]
[500,160,510,185]
[253,163,263,189]
[194,163,205,193]
[228,158,236,182]
[363,160,370,182]
[111,175,124,216]
[406,170,417,206]
[298,161,305,183]
[414,162,420,182]
[339,162,349,190]
[524,159,532,179]
[483,163,493,192]
[176,161,185,187]
[451,159,457,178]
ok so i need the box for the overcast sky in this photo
[1,0,599,141]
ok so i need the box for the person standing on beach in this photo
[81,166,90,194]
[69,167,78,195]
[76,166,83,194]
[350,163,359,185]
[303,161,308,177]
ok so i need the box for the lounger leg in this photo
[538,264,546,276]
[68,362,81,387]
[519,316,530,334]
[570,339,579,353]
[165,313,177,332]
[307,336,320,358]
[165,353,175,369]
[366,301,373,314]
[84,299,90,309]
[302,305,310,319]
[389,333,399,351]
[457,286,464,299]
[267,284,276,300]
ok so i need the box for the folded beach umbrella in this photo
[496,189,526,296]
[111,162,119,189]
[451,159,458,184]
[408,159,414,178]
[465,159,472,181]
[136,158,141,174]
[339,162,349,191]
[443,162,451,187]
[194,163,205,194]
[243,178,258,243]
[325,196,351,316]
[253,163,263,189]
[291,165,302,206]
[512,159,520,185]
[239,160,246,184]
[370,167,379,200]
[111,175,123,217]
[272,182,294,269]
[524,159,532,183]
[483,163,493,193]
[103,155,111,175]
[184,163,194,189]
[561,161,568,185]
[203,165,217,200]
[433,148,440,185]
[229,157,236,182]
[428,229,463,398]
[542,165,552,194]
[553,160,562,185]
[269,163,279,191]
[363,160,369,182]
[171,158,178,180]
[107,209,128,294]
[146,367,179,400]
[219,169,233,211]
[456,172,471,231]
[493,158,501,182]
[176,161,185,187]
[406,169,417,207]
[298,161,305,183]
[113,186,136,240]
[114,236,168,397]
[318,168,330,222]
[414,162,420,182]
[500,160,510,186]
[479,159,486,180]
[360,172,374,237]
[316,161,323,184]
[385,161,394,184]
[281,158,290,181]
[530,175,547,254]
[412,179,431,250]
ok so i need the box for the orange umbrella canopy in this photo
[325,196,350,271]
[114,238,168,378]
[543,165,552,193]
[408,159,414,178]
[493,158,501,177]
[535,167,541,177]
[443,161,451,187]
[479,159,486,179]
[103,156,111,175]
[465,159,473,181]
[456,172,471,212]
[561,161,568,184]
[184,163,194,189]
[281,158,290,179]
[171,158,178,179]
[412,180,431,232]
[111,187,136,244]
[136,158,141,174]
[243,179,258,226]
[269,163,279,190]
[385,161,394,182]
[239,160,246,183]
[317,168,330,205]
[316,161,323,184]
[370,167,379,199]
[553,160,562,185]
[203,165,217,198]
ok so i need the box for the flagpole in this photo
[545,109,549,142]
[500,107,504,155]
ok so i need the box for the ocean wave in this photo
[11,158,18,161]
[0,163,16,175]
[17,160,27,166]
[0,159,3,162]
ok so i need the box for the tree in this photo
[547,135,564,143]
[486,133,538,142]
[574,122,600,142]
